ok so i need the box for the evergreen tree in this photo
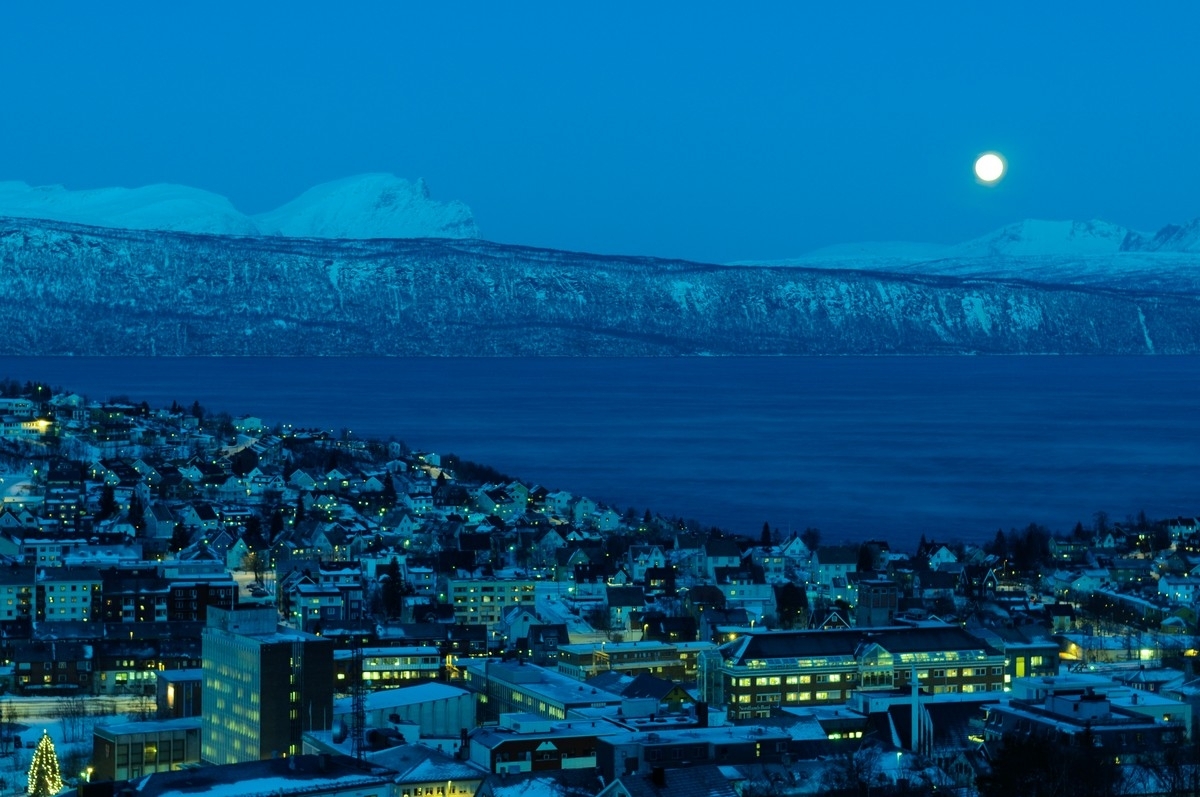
[170,524,191,553]
[26,731,63,797]
[988,529,1008,560]
[760,522,772,547]
[128,493,146,536]
[800,527,821,552]
[774,582,809,629]
[381,557,409,619]
[98,485,117,521]
[269,509,285,541]
[856,542,875,572]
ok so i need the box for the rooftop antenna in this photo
[350,637,366,764]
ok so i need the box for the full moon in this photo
[974,152,1005,183]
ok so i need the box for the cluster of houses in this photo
[3,387,1200,795]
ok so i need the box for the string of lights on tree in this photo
[27,731,63,797]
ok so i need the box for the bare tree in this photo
[820,745,888,795]
[55,695,88,744]
[126,693,156,722]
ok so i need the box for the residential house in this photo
[605,586,646,636]
[703,538,741,580]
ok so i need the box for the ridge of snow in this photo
[801,240,951,260]
[252,173,478,240]
[1123,218,1200,253]
[0,181,258,235]
[0,174,479,240]
[948,218,1135,258]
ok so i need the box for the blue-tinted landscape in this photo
[6,355,1199,548]
[3,4,1200,797]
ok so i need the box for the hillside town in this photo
[1,382,1199,796]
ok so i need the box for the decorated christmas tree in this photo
[26,731,63,797]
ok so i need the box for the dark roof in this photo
[705,538,742,559]
[921,570,960,590]
[817,545,859,566]
[527,623,570,646]
[726,624,1002,664]
[616,764,737,797]
[459,533,493,552]
[619,673,689,702]
[606,586,645,607]
[124,754,386,797]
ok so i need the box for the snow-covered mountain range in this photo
[738,217,1200,294]
[3,216,1200,357]
[0,174,477,240]
[1,182,1198,356]
[734,218,1200,292]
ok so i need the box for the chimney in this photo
[696,701,709,728]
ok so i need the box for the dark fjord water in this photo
[3,356,1198,548]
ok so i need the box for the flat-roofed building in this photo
[91,717,202,781]
[984,683,1186,763]
[201,606,334,763]
[470,712,618,774]
[333,681,475,738]
[0,565,34,629]
[334,645,442,690]
[464,660,623,724]
[120,753,393,797]
[448,578,536,631]
[700,623,1006,721]
[156,668,202,718]
[558,640,716,681]
[36,565,101,622]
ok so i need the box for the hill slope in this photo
[2,217,1199,356]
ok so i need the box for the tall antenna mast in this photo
[350,637,366,764]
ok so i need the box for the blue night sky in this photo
[2,3,1197,263]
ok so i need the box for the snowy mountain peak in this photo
[948,219,1135,258]
[0,174,478,240]
[1122,218,1200,253]
[252,173,478,240]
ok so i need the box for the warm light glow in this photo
[974,152,1005,183]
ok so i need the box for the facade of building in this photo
[470,712,610,774]
[91,717,202,781]
[156,668,203,718]
[464,660,624,724]
[333,645,442,689]
[201,606,334,763]
[557,641,716,681]
[448,578,537,631]
[37,566,101,622]
[700,624,1007,720]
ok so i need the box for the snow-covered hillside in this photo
[0,181,257,235]
[950,219,1134,258]
[253,174,478,240]
[1124,218,1200,252]
[3,216,1200,357]
[0,175,478,240]
[737,217,1200,293]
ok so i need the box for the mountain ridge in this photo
[2,215,1199,357]
[0,174,477,241]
